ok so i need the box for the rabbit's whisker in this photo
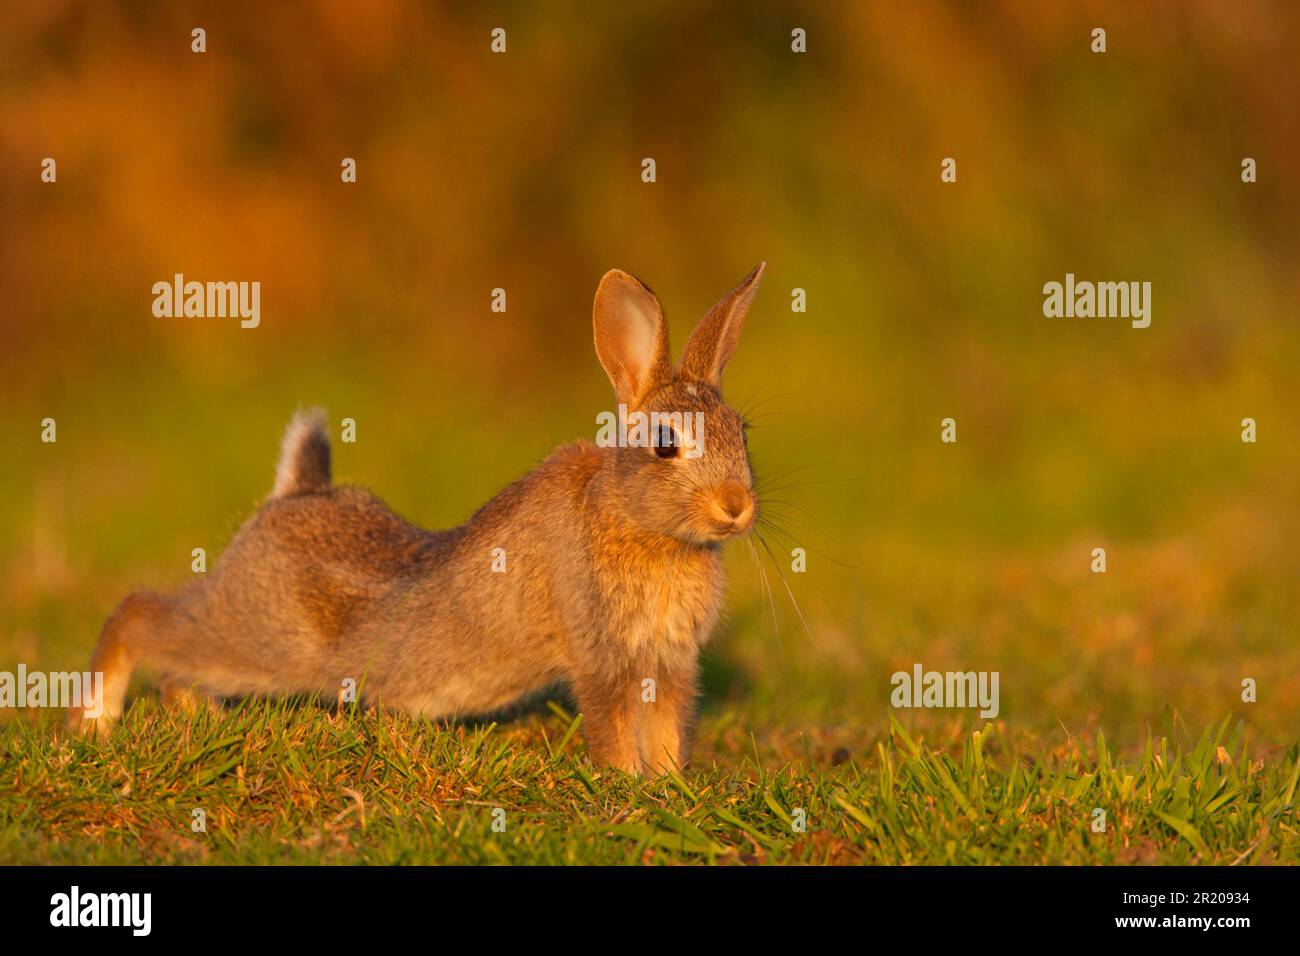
[753,528,823,657]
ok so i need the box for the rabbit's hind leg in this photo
[68,590,190,737]
[160,675,221,717]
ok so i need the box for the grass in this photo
[2,700,1296,865]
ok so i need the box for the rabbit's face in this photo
[613,381,756,545]
[592,263,768,546]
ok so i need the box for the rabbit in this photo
[70,263,766,775]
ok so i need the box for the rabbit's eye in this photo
[654,426,680,459]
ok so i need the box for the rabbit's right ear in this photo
[593,270,672,407]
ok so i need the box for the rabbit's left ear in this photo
[593,270,672,407]
[678,262,765,387]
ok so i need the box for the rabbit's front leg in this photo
[636,656,698,776]
[572,669,642,774]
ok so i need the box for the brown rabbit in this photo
[72,263,766,775]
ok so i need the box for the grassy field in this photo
[3,701,1296,865]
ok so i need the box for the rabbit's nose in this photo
[710,483,755,530]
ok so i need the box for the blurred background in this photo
[2,1,1297,748]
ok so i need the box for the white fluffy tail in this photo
[272,408,332,497]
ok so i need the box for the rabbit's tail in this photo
[271,407,332,497]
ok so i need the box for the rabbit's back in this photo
[173,468,582,713]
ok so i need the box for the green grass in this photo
[2,701,1295,865]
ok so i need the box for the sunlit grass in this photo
[1,702,1294,864]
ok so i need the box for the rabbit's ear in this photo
[678,262,765,387]
[593,270,672,407]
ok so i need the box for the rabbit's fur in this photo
[73,264,765,774]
